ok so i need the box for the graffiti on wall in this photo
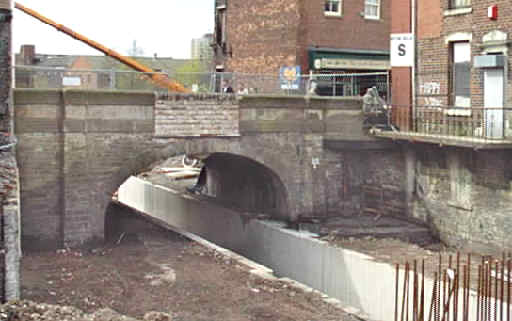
[420,82,441,107]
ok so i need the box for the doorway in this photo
[484,68,504,139]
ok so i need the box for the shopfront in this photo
[308,48,390,97]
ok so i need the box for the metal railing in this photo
[15,66,390,97]
[383,104,512,144]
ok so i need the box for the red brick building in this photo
[213,0,390,82]
[391,0,512,138]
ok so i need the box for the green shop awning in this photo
[308,47,390,71]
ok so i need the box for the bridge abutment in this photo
[15,90,395,249]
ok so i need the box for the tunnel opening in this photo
[198,153,290,220]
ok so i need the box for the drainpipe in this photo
[411,0,417,127]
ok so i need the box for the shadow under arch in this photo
[201,152,290,220]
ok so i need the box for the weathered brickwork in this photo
[410,145,512,252]
[223,0,300,74]
[416,0,512,109]
[155,94,239,137]
[219,0,390,74]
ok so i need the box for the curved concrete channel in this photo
[117,176,479,321]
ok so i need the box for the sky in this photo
[13,1,214,59]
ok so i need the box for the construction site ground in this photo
[136,155,503,292]
[21,207,356,321]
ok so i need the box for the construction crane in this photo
[15,2,189,93]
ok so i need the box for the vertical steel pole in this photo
[397,264,400,321]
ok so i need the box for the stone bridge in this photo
[15,89,397,249]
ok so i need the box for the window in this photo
[451,42,471,107]
[364,0,380,19]
[324,0,342,16]
[450,0,471,9]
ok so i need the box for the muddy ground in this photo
[21,210,355,321]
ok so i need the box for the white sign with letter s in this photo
[390,33,415,67]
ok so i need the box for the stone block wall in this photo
[15,89,157,250]
[155,93,239,137]
[410,145,512,252]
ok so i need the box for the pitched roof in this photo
[16,52,203,74]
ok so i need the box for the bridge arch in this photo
[200,152,290,220]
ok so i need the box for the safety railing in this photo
[377,104,512,146]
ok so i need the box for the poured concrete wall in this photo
[118,176,483,321]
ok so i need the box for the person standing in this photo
[222,80,234,93]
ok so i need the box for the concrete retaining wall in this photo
[118,176,482,321]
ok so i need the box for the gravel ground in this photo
[20,207,355,321]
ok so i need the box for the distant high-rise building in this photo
[191,34,214,60]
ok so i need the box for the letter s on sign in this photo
[398,44,406,56]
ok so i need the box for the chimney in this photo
[20,45,35,65]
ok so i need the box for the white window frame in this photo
[450,0,471,9]
[324,0,342,16]
[364,0,381,20]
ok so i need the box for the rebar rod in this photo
[396,263,400,321]
[444,267,447,320]
[448,255,452,321]
[402,262,409,321]
[455,252,460,321]
[497,261,500,321]
[463,265,467,321]
[503,253,506,321]
[466,255,471,321]
[415,260,419,321]
[477,265,481,321]
[430,272,438,321]
[508,256,511,321]
[421,259,425,321]
[407,262,411,321]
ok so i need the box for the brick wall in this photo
[416,0,512,109]
[299,0,391,70]
[221,0,390,74]
[390,0,412,109]
[224,0,300,74]
[155,93,239,137]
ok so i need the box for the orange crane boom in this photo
[15,2,189,93]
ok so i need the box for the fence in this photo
[388,105,512,143]
[15,66,170,92]
[395,252,512,321]
[15,66,390,98]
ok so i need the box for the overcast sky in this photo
[13,1,214,59]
